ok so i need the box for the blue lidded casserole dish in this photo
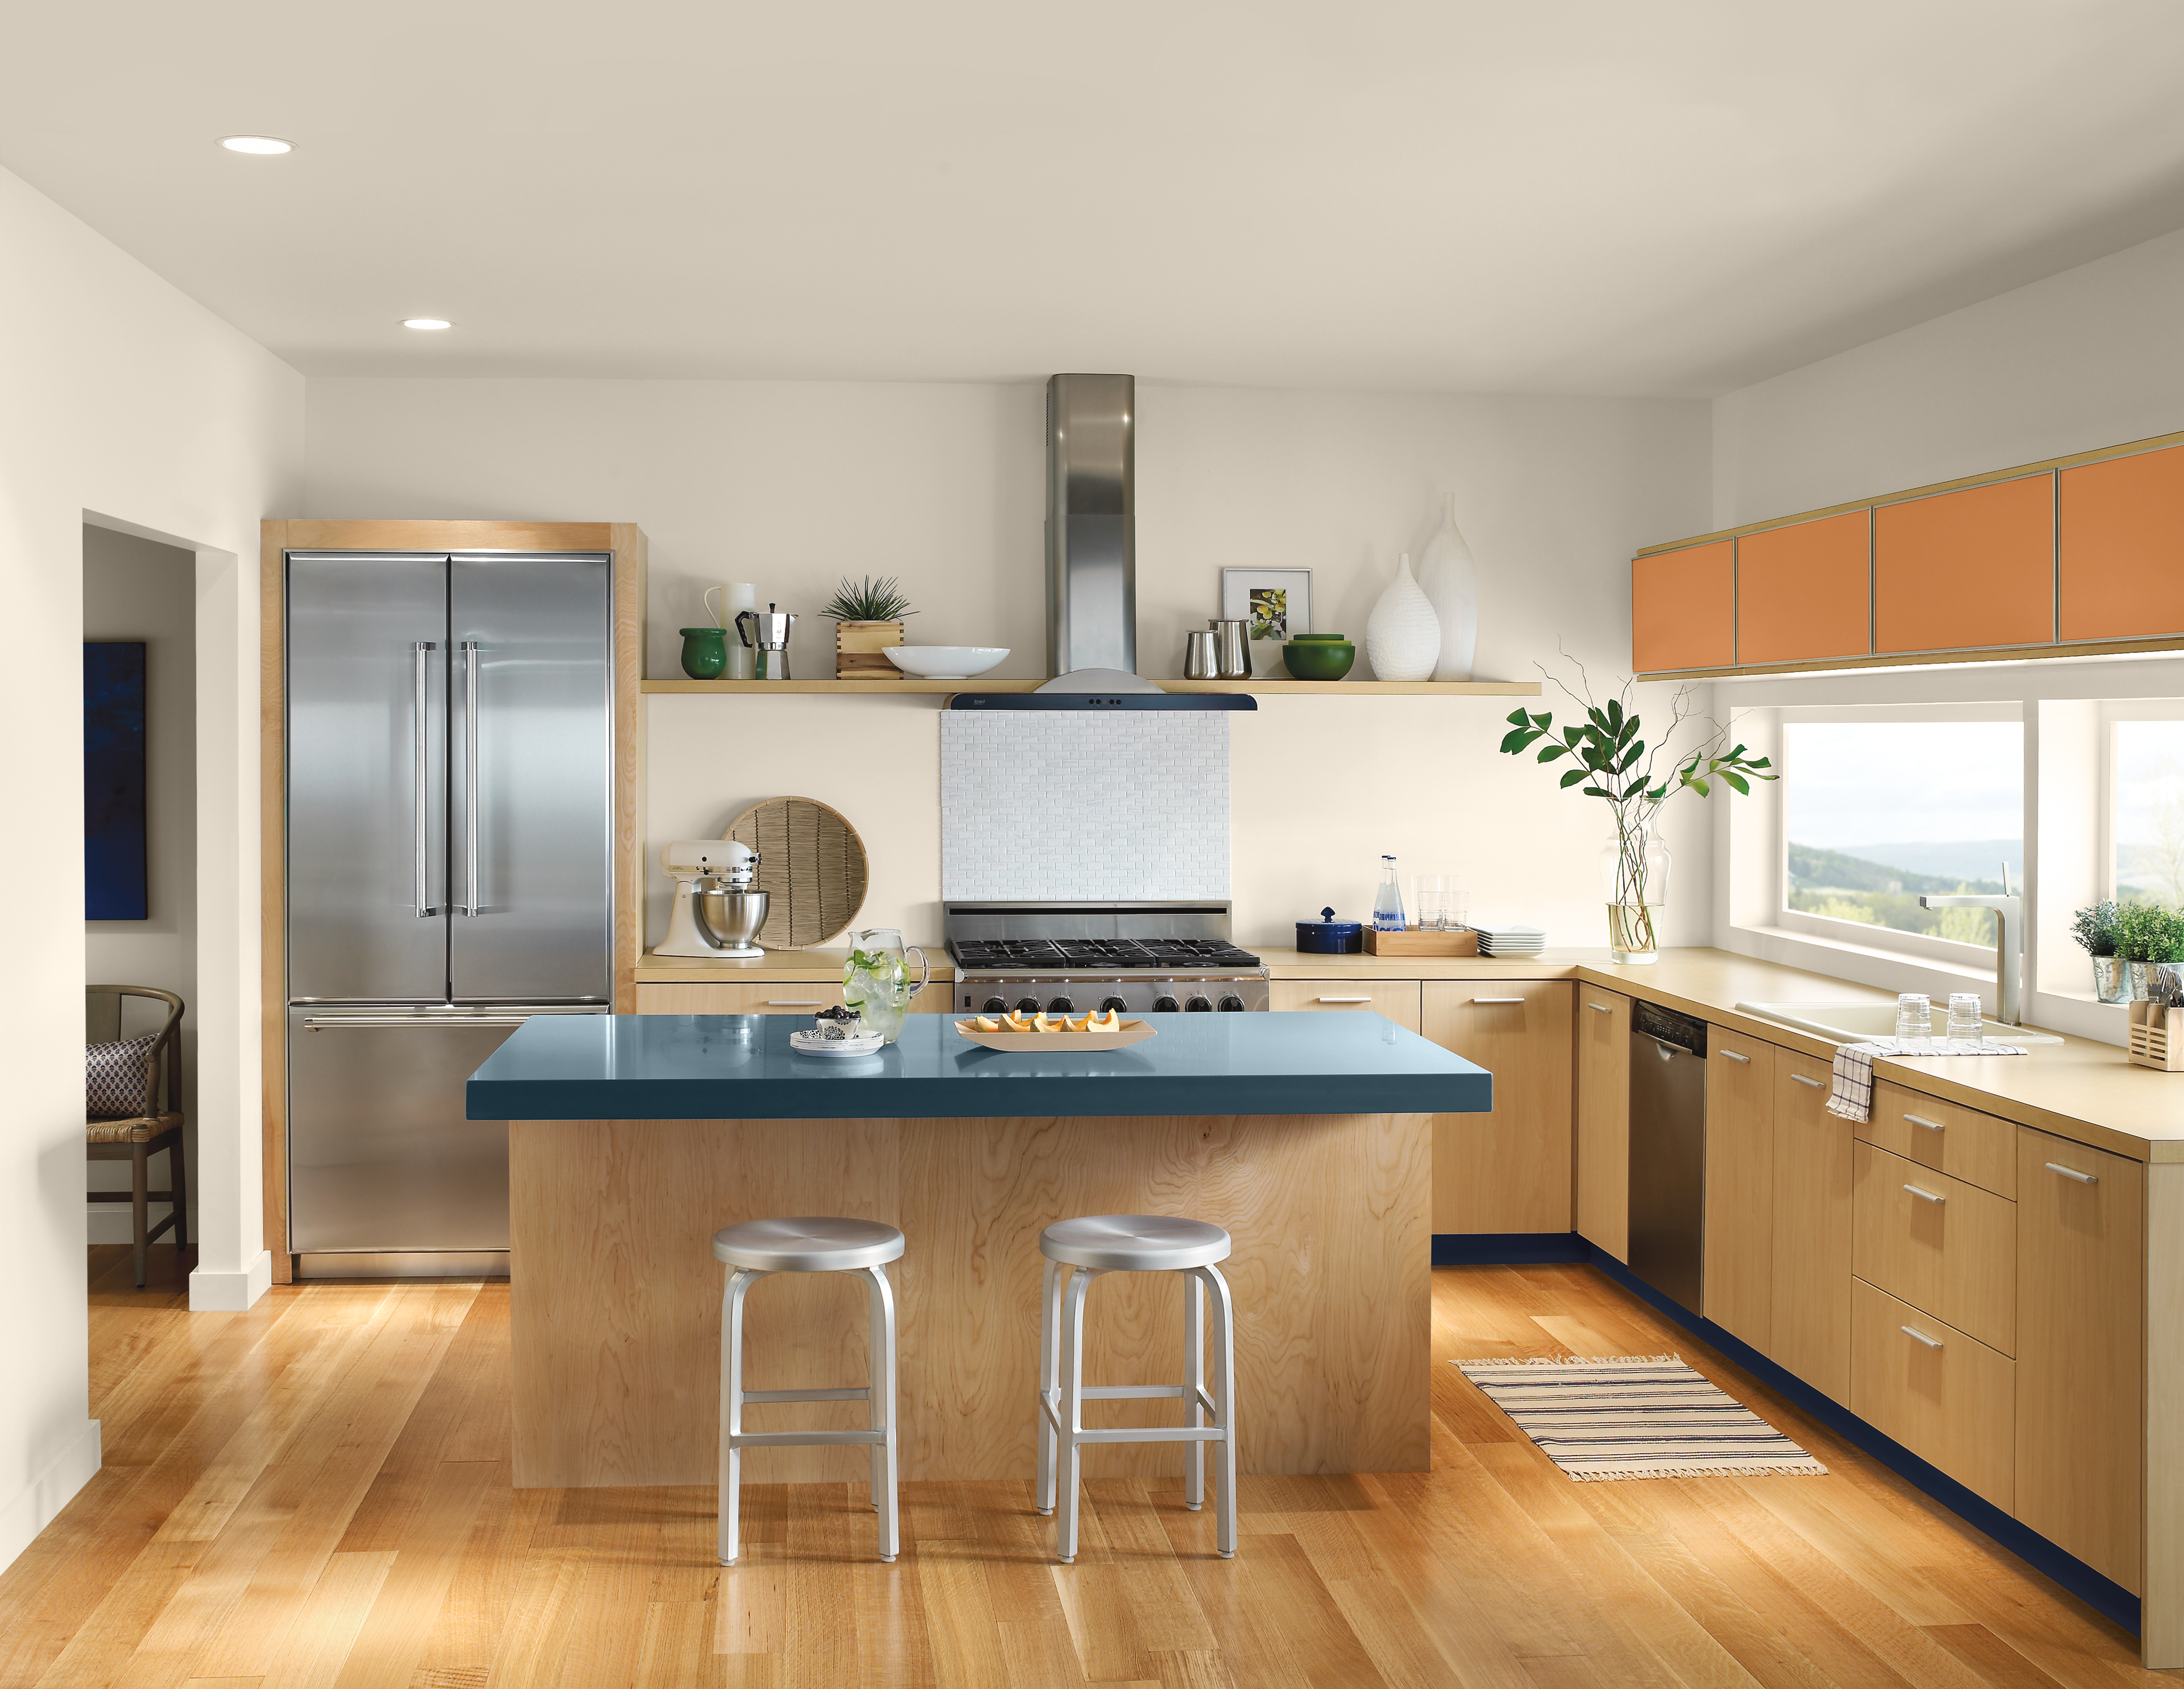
[1296,907,1364,954]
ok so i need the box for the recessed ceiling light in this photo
[402,318,453,331]
[219,135,292,154]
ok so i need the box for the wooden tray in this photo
[954,1018,1157,1053]
[1363,927,1480,956]
[2128,1001,2184,1071]
[724,796,869,949]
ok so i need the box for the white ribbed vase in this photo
[1365,552,1441,682]
[1416,495,1479,682]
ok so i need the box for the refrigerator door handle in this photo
[412,641,439,917]
[459,639,481,916]
[304,1015,532,1030]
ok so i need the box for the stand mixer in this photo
[657,840,770,958]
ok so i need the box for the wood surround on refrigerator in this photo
[258,520,647,1283]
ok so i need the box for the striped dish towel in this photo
[1455,1354,1826,1480]
[1826,1037,2029,1123]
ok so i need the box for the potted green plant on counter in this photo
[2070,901,2127,1003]
[1497,659,1774,964]
[824,576,917,678]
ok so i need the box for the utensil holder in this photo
[2127,1001,2184,1071]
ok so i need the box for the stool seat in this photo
[1040,1214,1230,1273]
[714,1216,905,1272]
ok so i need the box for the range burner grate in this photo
[949,936,1262,971]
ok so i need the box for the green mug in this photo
[679,626,728,680]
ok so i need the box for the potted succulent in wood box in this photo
[2070,900,2128,1003]
[824,576,917,678]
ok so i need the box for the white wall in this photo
[0,163,302,1573]
[82,526,199,1243]
[305,378,1717,952]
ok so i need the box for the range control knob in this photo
[1153,995,1181,1013]
[1185,995,1214,1012]
[981,996,1008,1015]
[1048,995,1076,1015]
[1100,995,1130,1014]
[1015,996,1041,1015]
[1218,995,1247,1013]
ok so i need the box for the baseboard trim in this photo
[0,1418,101,1575]
[1432,1232,1591,1265]
[189,1248,273,1312]
[1437,1234,2140,1636]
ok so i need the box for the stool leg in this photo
[1056,1265,1096,1563]
[131,1146,149,1288]
[1199,1264,1238,1558]
[865,1263,899,1563]
[1185,1267,1205,1511]
[168,1133,188,1253]
[719,1267,762,1566]
[1036,1256,1061,1515]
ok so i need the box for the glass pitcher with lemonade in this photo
[842,929,930,1043]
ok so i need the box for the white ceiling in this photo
[10,0,2184,396]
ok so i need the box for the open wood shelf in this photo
[641,677,1543,696]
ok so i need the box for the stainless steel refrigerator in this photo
[285,550,614,1278]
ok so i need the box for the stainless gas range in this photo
[944,901,1270,1015]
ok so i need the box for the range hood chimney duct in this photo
[1046,374,1136,678]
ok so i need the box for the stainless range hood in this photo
[950,374,1253,713]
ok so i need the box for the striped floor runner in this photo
[1455,1353,1828,1481]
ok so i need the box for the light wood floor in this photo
[0,1245,2164,1688]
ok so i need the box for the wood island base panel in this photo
[508,1110,1432,1488]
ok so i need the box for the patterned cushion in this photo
[87,1035,156,1120]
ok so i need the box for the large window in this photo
[1782,717,2022,953]
[2113,715,2184,905]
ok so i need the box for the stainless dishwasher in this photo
[1628,999,1707,1311]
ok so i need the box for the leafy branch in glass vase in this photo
[1498,657,1774,957]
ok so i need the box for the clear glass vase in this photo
[1601,821,1670,965]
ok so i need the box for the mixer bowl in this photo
[694,887,770,952]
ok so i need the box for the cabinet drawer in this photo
[1271,979,1421,1033]
[1863,1081,2016,1199]
[1852,1141,2015,1355]
[1851,1279,2014,1511]
[636,981,953,1015]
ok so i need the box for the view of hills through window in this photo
[1783,721,2023,946]
[2115,719,2184,905]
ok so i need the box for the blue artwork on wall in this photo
[85,641,148,920]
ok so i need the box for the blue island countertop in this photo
[467,1011,1492,1121]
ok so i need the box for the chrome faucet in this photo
[1920,863,2022,1027]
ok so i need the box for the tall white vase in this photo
[1365,552,1441,682]
[1415,495,1479,682]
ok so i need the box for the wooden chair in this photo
[86,984,188,1288]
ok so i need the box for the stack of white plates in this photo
[1478,926,1547,957]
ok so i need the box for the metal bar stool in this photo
[714,1216,904,1567]
[1035,1214,1237,1562]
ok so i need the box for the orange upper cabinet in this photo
[1737,511,1871,666]
[1632,540,1734,673]
[2060,444,2184,642]
[1874,475,2055,654]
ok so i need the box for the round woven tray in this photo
[723,796,869,950]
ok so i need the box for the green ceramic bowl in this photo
[1282,633,1356,681]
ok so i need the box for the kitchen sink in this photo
[1733,1001,2063,1045]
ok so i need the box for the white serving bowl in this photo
[883,646,1009,680]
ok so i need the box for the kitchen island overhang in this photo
[474,1011,1490,1490]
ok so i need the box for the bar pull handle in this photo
[1720,1049,1750,1064]
[1474,996,1525,1004]
[1587,1001,1615,1013]
[412,641,438,917]
[2046,1161,2099,1185]
[1900,1324,1944,1350]
[304,1015,532,1030]
[1903,1183,1947,1205]
[1904,1112,1946,1132]
[458,640,481,916]
[1318,995,1373,1004]
[1790,1073,1824,1088]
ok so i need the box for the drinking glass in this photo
[1894,993,1932,1039]
[842,928,930,1044]
[1412,874,1451,931]
[1946,993,1984,1040]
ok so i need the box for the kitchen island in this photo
[469,1011,1490,1489]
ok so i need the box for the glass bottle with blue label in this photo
[1373,854,1406,931]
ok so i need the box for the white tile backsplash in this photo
[941,713,1230,900]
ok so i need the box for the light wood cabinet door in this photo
[1575,988,1630,1260]
[2015,1128,2144,1593]
[1852,1141,2016,1356]
[635,981,953,1015]
[1420,981,1574,1235]
[1770,1049,1854,1404]
[1632,540,1734,673]
[1736,511,1871,666]
[1851,1279,2015,1511]
[1270,979,1421,1033]
[1874,474,2055,654]
[2060,442,2184,642]
[1702,1031,1776,1350]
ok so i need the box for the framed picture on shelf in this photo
[1221,568,1311,643]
